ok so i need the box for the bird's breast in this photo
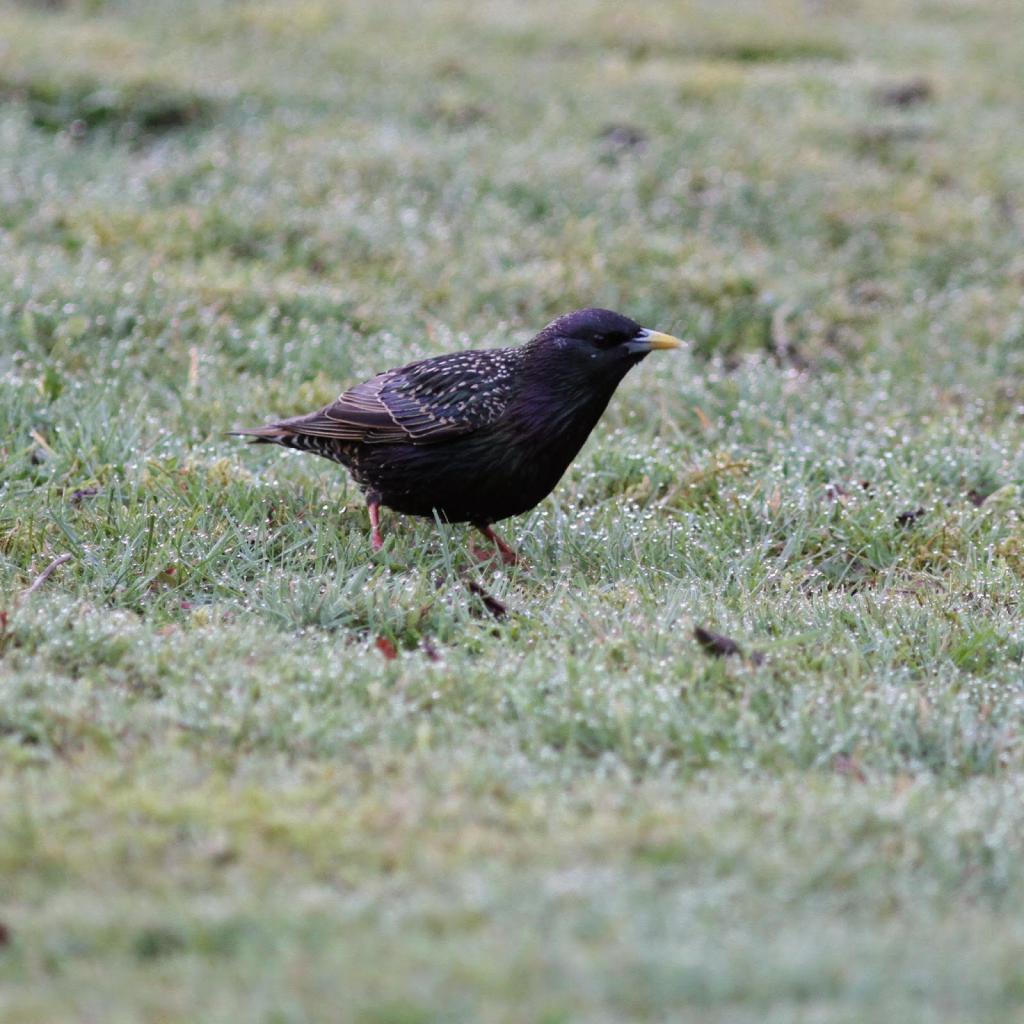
[356,386,619,524]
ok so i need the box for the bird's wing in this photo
[274,348,522,445]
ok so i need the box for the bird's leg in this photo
[368,500,384,551]
[484,526,520,565]
[469,524,519,566]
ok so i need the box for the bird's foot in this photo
[470,525,520,566]
[468,540,503,564]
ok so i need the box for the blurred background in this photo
[3,0,1022,407]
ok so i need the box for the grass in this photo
[2,0,1024,1020]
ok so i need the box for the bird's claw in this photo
[469,537,520,567]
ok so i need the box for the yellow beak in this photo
[643,329,684,351]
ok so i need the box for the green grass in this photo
[3,0,1024,1020]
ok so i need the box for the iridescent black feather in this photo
[233,308,678,530]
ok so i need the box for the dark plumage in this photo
[233,308,683,561]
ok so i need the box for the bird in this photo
[232,307,684,563]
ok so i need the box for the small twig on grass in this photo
[28,429,55,457]
[68,487,99,505]
[463,578,508,620]
[20,553,73,600]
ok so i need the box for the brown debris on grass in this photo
[694,626,765,665]
[0,72,218,141]
[874,77,933,108]
[463,579,509,620]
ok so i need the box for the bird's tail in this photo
[227,425,291,445]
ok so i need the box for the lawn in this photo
[2,0,1024,1020]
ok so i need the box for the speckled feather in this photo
[274,346,527,445]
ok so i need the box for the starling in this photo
[233,308,683,562]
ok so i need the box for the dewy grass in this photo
[2,0,1024,1020]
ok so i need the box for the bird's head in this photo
[525,307,685,389]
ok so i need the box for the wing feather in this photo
[265,348,522,446]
